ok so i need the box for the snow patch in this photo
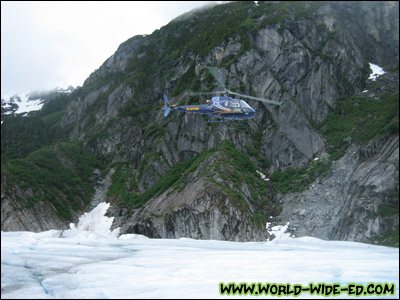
[256,170,270,182]
[266,222,292,241]
[368,63,385,81]
[1,93,44,115]
[1,86,74,117]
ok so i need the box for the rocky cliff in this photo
[106,142,281,241]
[2,1,399,245]
[275,134,398,245]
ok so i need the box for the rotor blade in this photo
[163,95,170,106]
[227,90,281,105]
[163,107,171,117]
[207,67,227,91]
[189,91,226,96]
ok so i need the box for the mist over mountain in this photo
[1,1,398,246]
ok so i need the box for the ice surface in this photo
[2,202,399,299]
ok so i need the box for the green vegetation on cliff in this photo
[320,93,399,160]
[1,93,70,163]
[2,142,103,220]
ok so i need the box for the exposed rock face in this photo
[112,179,268,241]
[109,153,270,242]
[1,199,67,232]
[1,165,113,232]
[60,84,111,140]
[274,135,399,245]
[343,1,399,64]
[1,177,71,231]
[332,135,399,243]
[84,35,150,85]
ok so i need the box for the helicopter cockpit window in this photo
[239,100,253,114]
[219,100,229,107]
[239,100,252,109]
[219,100,241,111]
[230,101,241,112]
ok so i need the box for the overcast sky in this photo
[1,1,215,98]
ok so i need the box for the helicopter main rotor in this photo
[190,67,281,106]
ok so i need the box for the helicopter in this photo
[162,67,281,124]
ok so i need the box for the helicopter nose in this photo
[243,108,255,117]
[248,107,255,118]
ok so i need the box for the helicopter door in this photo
[230,101,241,112]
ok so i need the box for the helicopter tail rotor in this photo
[163,95,171,117]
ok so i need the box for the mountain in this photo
[1,1,398,246]
[1,86,75,116]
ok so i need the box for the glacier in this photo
[1,202,398,299]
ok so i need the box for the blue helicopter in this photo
[162,67,280,123]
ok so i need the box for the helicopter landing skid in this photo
[206,116,248,129]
